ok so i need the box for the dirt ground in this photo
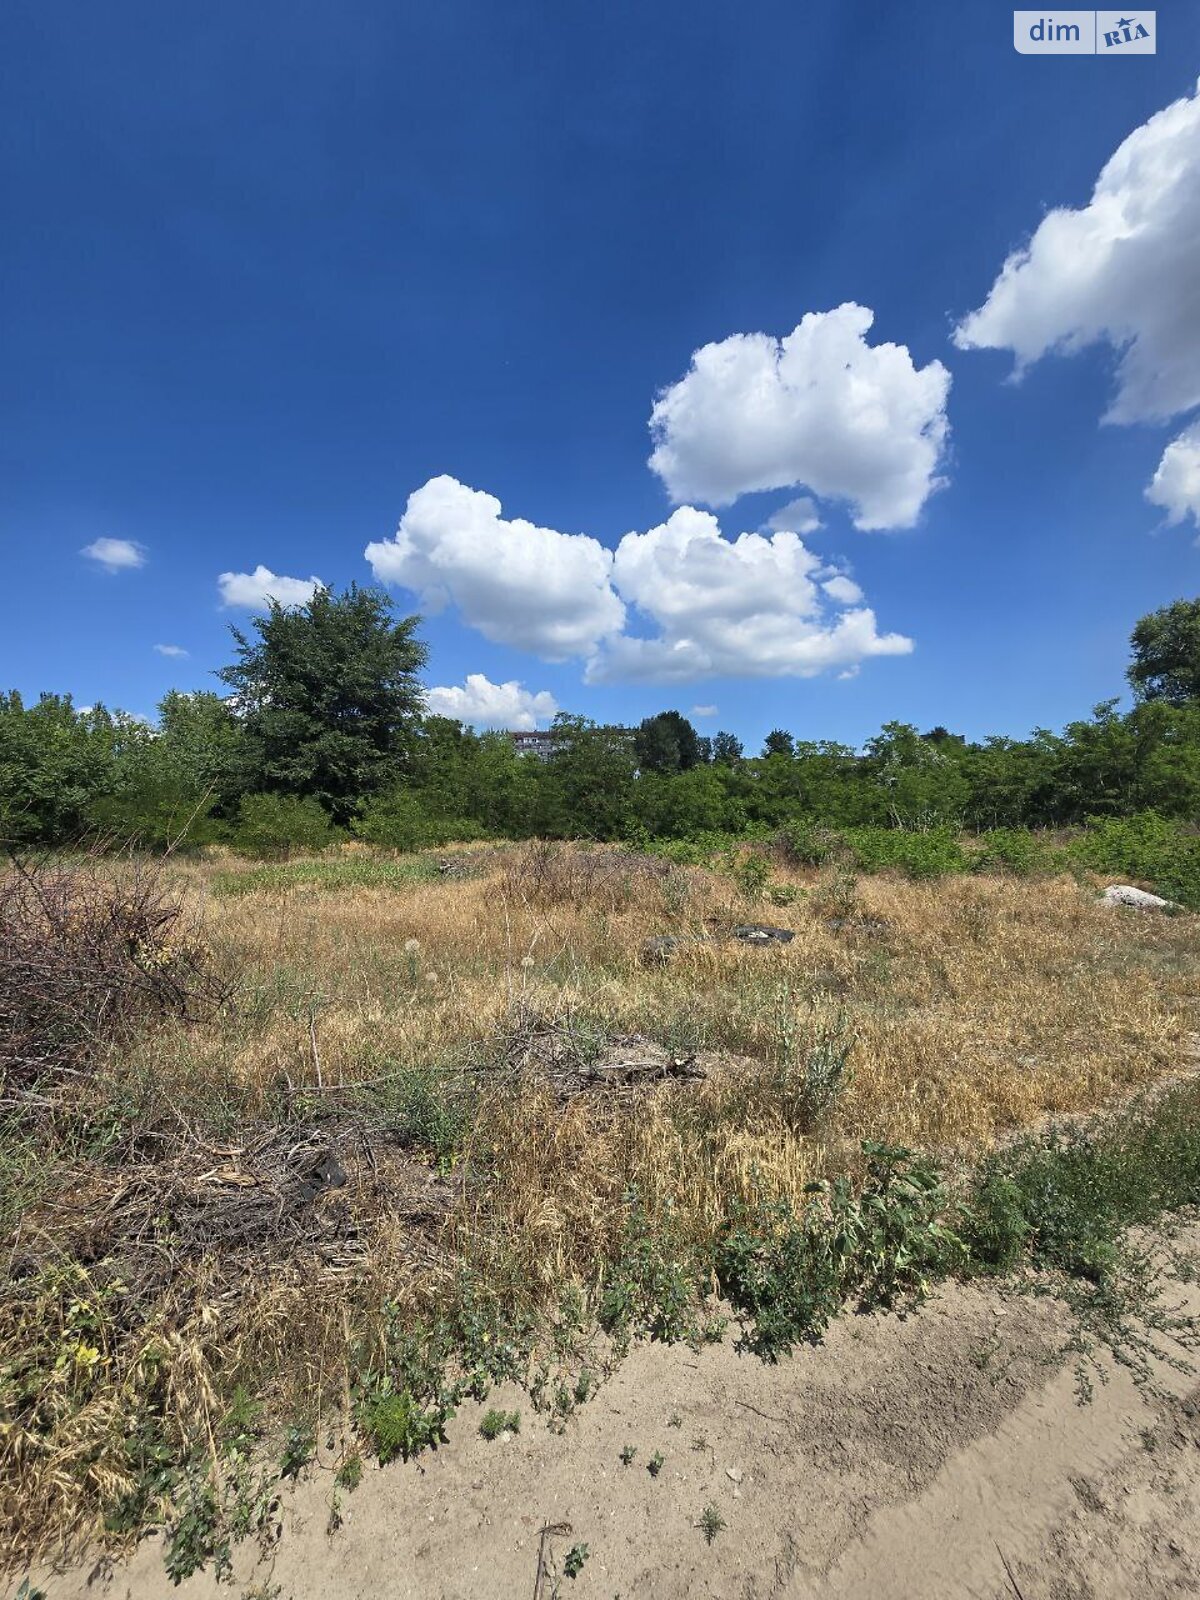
[22,1238,1200,1600]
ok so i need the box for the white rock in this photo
[1101,884,1180,912]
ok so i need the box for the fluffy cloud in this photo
[424,673,558,731]
[587,506,911,684]
[82,537,145,572]
[647,304,951,528]
[1147,423,1200,529]
[954,80,1200,426]
[767,497,821,534]
[365,476,624,659]
[153,643,189,658]
[217,566,323,609]
[371,479,909,686]
[821,574,864,605]
[691,704,718,718]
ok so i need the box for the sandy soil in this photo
[22,1238,1200,1600]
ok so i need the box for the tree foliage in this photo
[7,595,1200,860]
[218,585,426,823]
[1128,598,1200,707]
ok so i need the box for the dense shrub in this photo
[352,787,481,852]
[969,827,1063,877]
[229,794,341,858]
[843,825,968,881]
[1065,810,1200,908]
[775,819,846,867]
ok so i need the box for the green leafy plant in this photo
[732,852,771,900]
[717,1142,962,1360]
[359,1391,452,1465]
[163,1470,226,1585]
[598,1195,702,1348]
[479,1407,521,1440]
[698,1503,726,1545]
[563,1543,589,1579]
[279,1423,315,1480]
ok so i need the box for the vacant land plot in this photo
[3,842,1200,1588]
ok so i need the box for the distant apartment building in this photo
[508,729,566,761]
[508,725,633,761]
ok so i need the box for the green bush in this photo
[352,787,481,852]
[229,793,340,858]
[776,819,846,868]
[717,1143,960,1359]
[843,825,968,880]
[970,828,1061,878]
[962,1086,1200,1280]
[371,1063,471,1162]
[1066,811,1200,907]
[598,1197,704,1347]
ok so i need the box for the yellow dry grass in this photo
[153,844,1200,1297]
[4,840,1199,1565]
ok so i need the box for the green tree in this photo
[0,693,118,844]
[1128,598,1200,706]
[634,710,701,774]
[89,692,244,847]
[711,731,743,765]
[232,793,340,857]
[218,586,426,824]
[632,764,743,837]
[534,716,636,839]
[762,729,795,759]
[863,722,970,827]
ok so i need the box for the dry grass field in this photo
[4,840,1200,1577]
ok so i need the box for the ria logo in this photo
[1100,13,1152,48]
[1013,10,1156,53]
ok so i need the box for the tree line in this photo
[3,587,1200,854]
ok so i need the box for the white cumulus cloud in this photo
[647,304,951,528]
[821,574,864,605]
[82,537,145,572]
[1147,423,1200,530]
[954,79,1200,427]
[691,704,718,718]
[154,644,189,658]
[217,566,323,609]
[767,496,822,534]
[587,506,911,684]
[365,476,625,659]
[424,673,558,731]
[370,480,909,686]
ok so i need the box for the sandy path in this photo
[22,1239,1200,1600]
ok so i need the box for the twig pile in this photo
[0,847,230,1095]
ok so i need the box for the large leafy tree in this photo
[1128,598,1200,706]
[534,715,637,839]
[0,693,118,844]
[89,691,245,847]
[219,585,427,823]
[634,710,702,774]
[762,728,795,759]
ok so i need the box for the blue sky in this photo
[3,1,1199,748]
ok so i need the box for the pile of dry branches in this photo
[499,839,676,912]
[0,847,230,1096]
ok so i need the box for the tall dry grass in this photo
[3,840,1198,1564]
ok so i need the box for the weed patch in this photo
[210,855,438,897]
